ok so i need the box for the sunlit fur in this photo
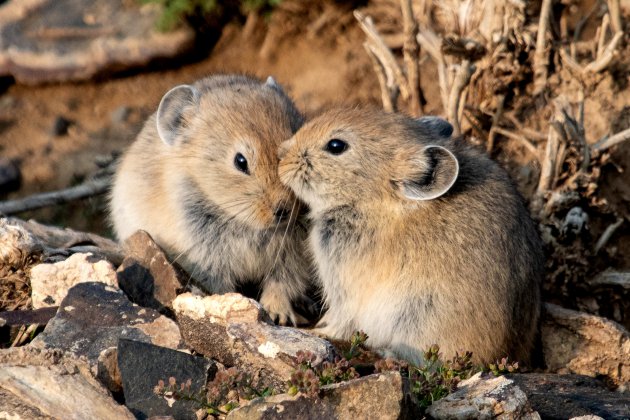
[279,107,543,364]
[110,75,311,325]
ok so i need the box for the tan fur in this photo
[278,107,543,364]
[110,75,311,325]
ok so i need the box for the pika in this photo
[278,107,543,364]
[110,74,311,325]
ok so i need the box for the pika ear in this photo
[402,145,459,201]
[156,84,199,146]
[416,116,453,138]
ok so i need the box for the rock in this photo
[0,346,134,420]
[227,371,419,420]
[50,116,72,136]
[508,373,630,420]
[542,303,630,385]
[118,339,215,420]
[425,372,540,420]
[173,293,336,390]
[0,218,44,268]
[30,252,118,309]
[116,230,187,312]
[0,0,195,85]
[4,216,124,265]
[0,157,20,194]
[32,282,183,392]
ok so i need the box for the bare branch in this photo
[533,0,553,95]
[537,117,563,195]
[594,217,624,254]
[585,31,623,73]
[0,177,110,216]
[354,10,410,100]
[493,127,540,160]
[447,60,474,136]
[365,44,398,112]
[487,94,506,153]
[593,126,630,151]
[607,0,623,35]
[596,13,611,60]
[400,0,422,116]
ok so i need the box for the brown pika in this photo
[278,107,543,364]
[110,74,312,325]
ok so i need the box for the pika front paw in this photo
[259,284,308,327]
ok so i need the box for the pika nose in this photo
[274,206,292,223]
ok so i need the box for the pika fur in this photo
[110,74,311,325]
[278,107,543,364]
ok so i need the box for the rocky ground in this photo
[0,218,628,419]
[0,0,630,418]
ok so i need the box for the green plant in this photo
[287,346,362,397]
[154,368,274,416]
[139,0,282,31]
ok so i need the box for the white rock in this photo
[426,372,540,419]
[30,253,118,309]
[542,303,630,385]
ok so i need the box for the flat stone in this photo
[508,373,630,420]
[0,0,195,85]
[227,372,419,420]
[0,157,20,194]
[0,346,134,420]
[173,293,336,390]
[30,252,118,309]
[426,372,540,420]
[542,303,630,385]
[32,282,183,392]
[116,230,188,312]
[118,339,215,420]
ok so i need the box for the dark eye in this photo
[234,153,249,174]
[324,138,348,155]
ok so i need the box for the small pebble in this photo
[51,116,72,136]
[0,157,21,194]
[110,106,130,125]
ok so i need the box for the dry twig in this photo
[533,0,553,94]
[400,0,423,116]
[594,217,624,254]
[593,127,630,152]
[448,60,474,136]
[0,177,110,216]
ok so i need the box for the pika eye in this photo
[234,153,249,174]
[325,139,348,155]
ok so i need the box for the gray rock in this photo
[118,339,215,420]
[542,303,630,385]
[117,230,188,312]
[0,157,20,194]
[0,346,134,420]
[425,372,540,420]
[32,282,183,392]
[508,373,630,420]
[173,293,336,390]
[227,372,420,420]
[30,252,119,309]
[111,106,131,125]
[0,0,195,84]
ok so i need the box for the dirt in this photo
[0,0,629,325]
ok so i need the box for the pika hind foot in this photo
[259,283,308,327]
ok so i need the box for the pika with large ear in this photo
[402,145,459,201]
[156,84,200,146]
